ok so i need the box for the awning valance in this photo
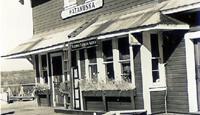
[2,22,85,58]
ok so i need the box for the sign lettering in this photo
[61,0,103,19]
[71,39,97,50]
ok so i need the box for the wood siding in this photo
[150,91,166,114]
[165,38,189,113]
[32,0,160,34]
[133,46,144,109]
[85,96,104,111]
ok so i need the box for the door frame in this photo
[50,52,65,107]
[185,31,200,112]
[194,39,200,111]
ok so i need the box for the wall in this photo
[133,46,144,109]
[150,91,165,114]
[165,38,189,113]
[32,0,160,34]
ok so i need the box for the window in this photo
[103,40,114,80]
[79,49,86,79]
[118,37,131,82]
[87,47,97,79]
[151,34,160,83]
[40,54,48,84]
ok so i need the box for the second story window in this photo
[103,40,114,80]
[87,47,97,79]
[118,37,131,82]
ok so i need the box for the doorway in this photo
[194,38,200,111]
[51,53,64,107]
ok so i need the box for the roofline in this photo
[162,2,200,14]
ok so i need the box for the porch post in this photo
[141,32,152,114]
[185,32,199,112]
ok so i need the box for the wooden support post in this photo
[102,93,107,111]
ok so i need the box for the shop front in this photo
[2,0,200,114]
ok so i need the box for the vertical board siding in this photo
[133,46,144,109]
[32,0,158,34]
[166,38,189,113]
[150,91,166,114]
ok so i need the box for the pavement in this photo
[0,100,65,115]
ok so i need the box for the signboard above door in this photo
[61,0,103,19]
[71,39,97,50]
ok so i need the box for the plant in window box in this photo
[58,81,71,96]
[34,83,50,95]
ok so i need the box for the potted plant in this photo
[34,83,51,106]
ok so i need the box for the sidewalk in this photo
[1,100,64,115]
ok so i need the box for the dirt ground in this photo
[1,100,65,115]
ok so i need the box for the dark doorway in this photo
[51,54,64,107]
[194,38,200,111]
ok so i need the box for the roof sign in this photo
[61,0,103,19]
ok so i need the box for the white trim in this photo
[84,49,90,80]
[112,39,121,81]
[129,34,136,87]
[141,32,152,114]
[185,31,200,112]
[149,87,167,91]
[50,52,63,107]
[76,50,84,110]
[96,42,106,82]
[162,3,200,15]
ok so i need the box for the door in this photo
[51,54,64,107]
[194,38,200,110]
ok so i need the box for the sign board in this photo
[61,0,103,19]
[71,39,97,50]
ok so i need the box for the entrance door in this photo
[51,54,64,107]
[194,39,200,110]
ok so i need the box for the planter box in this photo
[36,90,51,106]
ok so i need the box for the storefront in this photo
[2,0,200,114]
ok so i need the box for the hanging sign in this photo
[61,0,103,19]
[71,39,97,50]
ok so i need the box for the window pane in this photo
[103,40,113,61]
[89,65,97,79]
[71,51,77,67]
[121,63,131,82]
[43,71,48,83]
[151,34,159,57]
[41,55,47,67]
[106,63,114,80]
[87,47,97,63]
[152,59,159,70]
[79,49,85,60]
[118,37,130,60]
[152,71,159,82]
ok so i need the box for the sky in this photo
[0,0,33,71]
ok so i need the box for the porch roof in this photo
[2,21,85,58]
[161,0,200,14]
[69,3,189,42]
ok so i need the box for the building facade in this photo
[3,0,200,114]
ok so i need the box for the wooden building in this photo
[3,0,200,114]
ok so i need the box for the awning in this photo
[2,21,85,58]
[161,0,200,14]
[69,4,189,41]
